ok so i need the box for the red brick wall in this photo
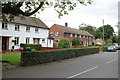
[49,24,64,40]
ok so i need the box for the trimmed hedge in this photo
[20,43,41,51]
[21,48,99,66]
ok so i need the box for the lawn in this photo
[0,53,21,66]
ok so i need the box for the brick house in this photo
[49,23,95,47]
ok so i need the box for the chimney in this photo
[65,22,68,27]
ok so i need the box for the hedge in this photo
[20,43,41,51]
[21,48,99,66]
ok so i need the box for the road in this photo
[2,51,118,78]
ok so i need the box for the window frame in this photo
[35,27,39,33]
[70,34,73,37]
[55,32,59,36]
[2,23,8,29]
[15,37,19,45]
[50,32,54,36]
[26,26,30,31]
[26,38,30,44]
[15,25,20,31]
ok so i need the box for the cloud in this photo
[38,0,118,34]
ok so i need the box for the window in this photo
[2,23,7,29]
[50,32,53,36]
[42,38,45,43]
[83,36,85,38]
[26,38,30,44]
[89,42,91,45]
[75,34,77,37]
[70,34,73,37]
[79,35,81,38]
[89,36,91,39]
[87,36,88,39]
[34,38,39,44]
[15,37,19,45]
[35,28,39,32]
[15,25,20,30]
[26,26,30,31]
[55,32,59,36]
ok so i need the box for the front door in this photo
[2,37,9,51]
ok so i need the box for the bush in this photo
[21,48,99,66]
[31,49,36,51]
[20,43,41,51]
[57,38,71,48]
[103,46,108,52]
[72,38,81,46]
[26,47,31,51]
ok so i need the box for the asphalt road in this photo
[2,51,118,78]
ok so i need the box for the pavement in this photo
[2,51,118,78]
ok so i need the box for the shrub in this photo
[31,49,36,51]
[72,38,81,46]
[21,48,99,66]
[20,43,41,51]
[103,46,108,52]
[26,47,31,51]
[57,38,71,48]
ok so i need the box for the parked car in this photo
[107,46,116,52]
[115,46,120,50]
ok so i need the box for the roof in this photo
[53,24,94,37]
[2,15,49,29]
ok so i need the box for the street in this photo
[2,51,118,78]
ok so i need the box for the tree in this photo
[2,0,93,21]
[57,38,71,48]
[72,38,81,46]
[97,24,114,41]
[79,25,96,36]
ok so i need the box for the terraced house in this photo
[0,16,53,51]
[49,23,95,47]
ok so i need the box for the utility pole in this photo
[103,19,104,52]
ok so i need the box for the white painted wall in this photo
[0,21,53,50]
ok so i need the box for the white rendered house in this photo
[0,17,53,51]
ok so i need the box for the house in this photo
[0,16,53,51]
[95,39,105,45]
[49,23,95,47]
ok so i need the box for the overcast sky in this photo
[37,0,118,34]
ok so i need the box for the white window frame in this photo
[15,37,19,45]
[42,38,45,43]
[26,38,30,44]
[15,25,20,30]
[55,32,59,36]
[79,35,81,38]
[75,34,77,37]
[26,26,30,31]
[89,36,91,39]
[2,23,8,29]
[50,32,54,36]
[89,42,91,45]
[83,35,85,38]
[70,34,73,37]
[35,28,39,32]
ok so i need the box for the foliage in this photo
[103,46,108,52]
[0,53,21,65]
[2,0,93,21]
[21,48,99,66]
[106,36,113,46]
[20,43,41,51]
[72,38,81,46]
[57,38,71,48]
[97,24,114,41]
[79,24,96,37]
[31,49,37,51]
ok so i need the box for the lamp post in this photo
[102,19,104,52]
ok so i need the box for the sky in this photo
[37,0,119,34]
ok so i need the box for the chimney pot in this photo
[65,23,68,27]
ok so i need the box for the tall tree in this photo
[2,0,93,21]
[97,24,114,41]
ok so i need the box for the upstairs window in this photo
[75,34,77,37]
[35,28,39,32]
[50,32,53,36]
[2,23,7,29]
[79,35,81,38]
[26,26,30,31]
[70,34,73,37]
[15,25,20,30]
[83,36,85,38]
[55,32,59,36]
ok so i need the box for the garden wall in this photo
[21,48,99,66]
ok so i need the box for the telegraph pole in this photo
[103,19,104,52]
